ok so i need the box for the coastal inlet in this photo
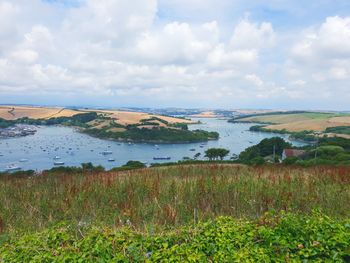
[0,118,305,172]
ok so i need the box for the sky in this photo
[0,0,349,110]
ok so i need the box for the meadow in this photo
[1,164,349,235]
[0,164,350,261]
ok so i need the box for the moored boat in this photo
[153,157,171,160]
[5,164,21,172]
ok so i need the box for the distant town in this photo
[0,125,37,138]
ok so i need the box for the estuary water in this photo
[0,118,305,172]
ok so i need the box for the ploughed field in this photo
[0,164,349,262]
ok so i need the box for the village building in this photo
[282,149,306,160]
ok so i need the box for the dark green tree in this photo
[205,148,230,160]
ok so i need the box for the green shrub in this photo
[283,156,299,165]
[1,212,349,262]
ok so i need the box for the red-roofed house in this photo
[282,149,306,160]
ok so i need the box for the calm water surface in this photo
[0,118,305,171]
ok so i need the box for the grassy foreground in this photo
[0,164,349,261]
[1,212,349,262]
[1,165,349,234]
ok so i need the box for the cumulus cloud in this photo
[292,16,350,82]
[0,0,349,109]
[292,16,350,62]
[230,19,275,50]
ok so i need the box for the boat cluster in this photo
[0,125,37,138]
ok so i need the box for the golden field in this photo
[239,112,350,132]
[0,106,83,120]
[190,111,219,118]
[94,109,194,126]
[0,106,194,127]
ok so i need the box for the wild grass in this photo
[0,164,349,235]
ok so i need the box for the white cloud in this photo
[245,74,263,87]
[207,45,258,68]
[292,16,350,63]
[0,1,349,109]
[10,49,38,64]
[230,19,275,49]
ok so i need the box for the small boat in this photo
[54,156,61,160]
[108,158,115,162]
[19,159,28,162]
[0,153,3,157]
[54,161,65,166]
[102,151,112,155]
[190,149,196,151]
[5,164,21,172]
[153,157,171,160]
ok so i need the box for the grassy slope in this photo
[1,164,349,234]
[0,164,350,262]
[0,164,350,261]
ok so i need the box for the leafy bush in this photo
[325,126,350,135]
[110,161,146,171]
[0,118,15,128]
[283,156,298,165]
[1,212,349,262]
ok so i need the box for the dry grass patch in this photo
[329,116,350,124]
[107,127,126,132]
[241,112,350,132]
[94,110,193,126]
[190,111,219,118]
[265,119,345,132]
[0,106,82,120]
[241,114,313,124]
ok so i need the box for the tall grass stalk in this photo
[0,164,349,234]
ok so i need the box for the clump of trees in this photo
[205,148,230,160]
[85,127,219,143]
[239,137,292,164]
[0,118,15,128]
